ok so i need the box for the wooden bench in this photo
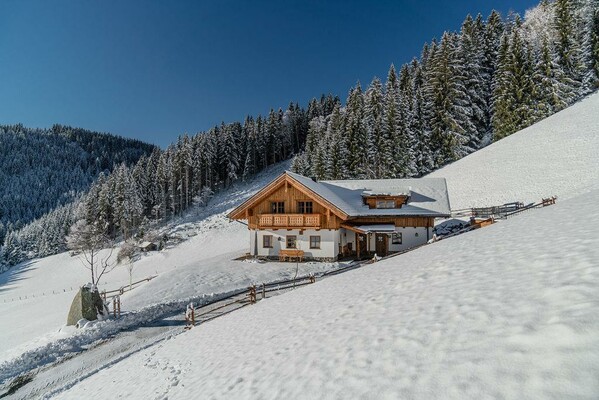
[279,249,305,262]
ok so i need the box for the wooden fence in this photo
[184,274,318,328]
[100,275,157,301]
[451,196,557,220]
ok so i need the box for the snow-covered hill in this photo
[49,91,599,399]
[2,89,599,398]
[429,91,599,209]
[0,162,342,366]
[55,186,599,400]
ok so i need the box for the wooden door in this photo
[375,233,388,256]
[356,233,366,258]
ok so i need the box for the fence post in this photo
[185,303,195,327]
[117,296,121,318]
[262,283,266,300]
[309,274,315,284]
[113,297,116,318]
[249,285,256,303]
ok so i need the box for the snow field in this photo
[55,188,599,400]
[0,162,305,363]
[429,91,599,209]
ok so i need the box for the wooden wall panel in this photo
[248,183,341,230]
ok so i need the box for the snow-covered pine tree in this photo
[458,14,488,150]
[363,77,384,178]
[309,116,328,179]
[483,10,505,143]
[554,0,585,101]
[509,22,536,131]
[577,0,599,91]
[242,116,258,181]
[533,36,569,119]
[382,64,401,178]
[592,4,599,87]
[344,83,367,178]
[325,104,349,180]
[492,32,516,140]
[410,58,434,176]
[290,152,310,176]
[425,32,468,167]
[397,64,417,177]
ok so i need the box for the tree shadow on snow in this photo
[0,260,39,293]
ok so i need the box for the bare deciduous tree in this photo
[117,240,139,290]
[67,219,116,285]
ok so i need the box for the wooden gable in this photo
[227,173,348,230]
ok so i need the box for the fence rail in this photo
[101,275,157,300]
[451,196,557,220]
[184,274,320,328]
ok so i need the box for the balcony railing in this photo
[258,213,321,228]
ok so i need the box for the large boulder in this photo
[67,284,107,326]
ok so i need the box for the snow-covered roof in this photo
[361,189,410,197]
[354,224,396,233]
[286,171,451,217]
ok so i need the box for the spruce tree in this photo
[382,64,400,177]
[458,14,487,151]
[397,65,416,177]
[344,84,367,177]
[425,33,468,167]
[554,0,584,100]
[363,77,384,178]
[325,104,348,180]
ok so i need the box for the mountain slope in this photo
[51,87,599,399]
[428,91,599,209]
[0,124,156,239]
[0,162,339,367]
[54,164,599,400]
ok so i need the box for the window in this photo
[392,232,402,244]
[309,236,321,249]
[286,235,297,249]
[376,199,396,209]
[298,201,313,214]
[263,235,273,248]
[271,201,285,214]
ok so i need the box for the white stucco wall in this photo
[356,226,431,255]
[387,226,430,253]
[252,229,340,259]
[250,226,432,259]
[339,229,357,252]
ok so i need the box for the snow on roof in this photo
[361,189,411,197]
[354,224,396,233]
[286,171,451,217]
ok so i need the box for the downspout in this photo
[254,229,258,256]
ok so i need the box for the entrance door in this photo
[375,233,388,256]
[356,233,367,259]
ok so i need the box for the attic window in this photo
[376,200,395,209]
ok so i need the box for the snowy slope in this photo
[55,187,599,400]
[0,162,341,364]
[428,91,599,209]
[50,90,599,400]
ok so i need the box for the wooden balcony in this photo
[258,213,321,228]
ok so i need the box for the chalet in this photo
[227,171,451,261]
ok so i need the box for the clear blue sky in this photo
[0,0,539,147]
